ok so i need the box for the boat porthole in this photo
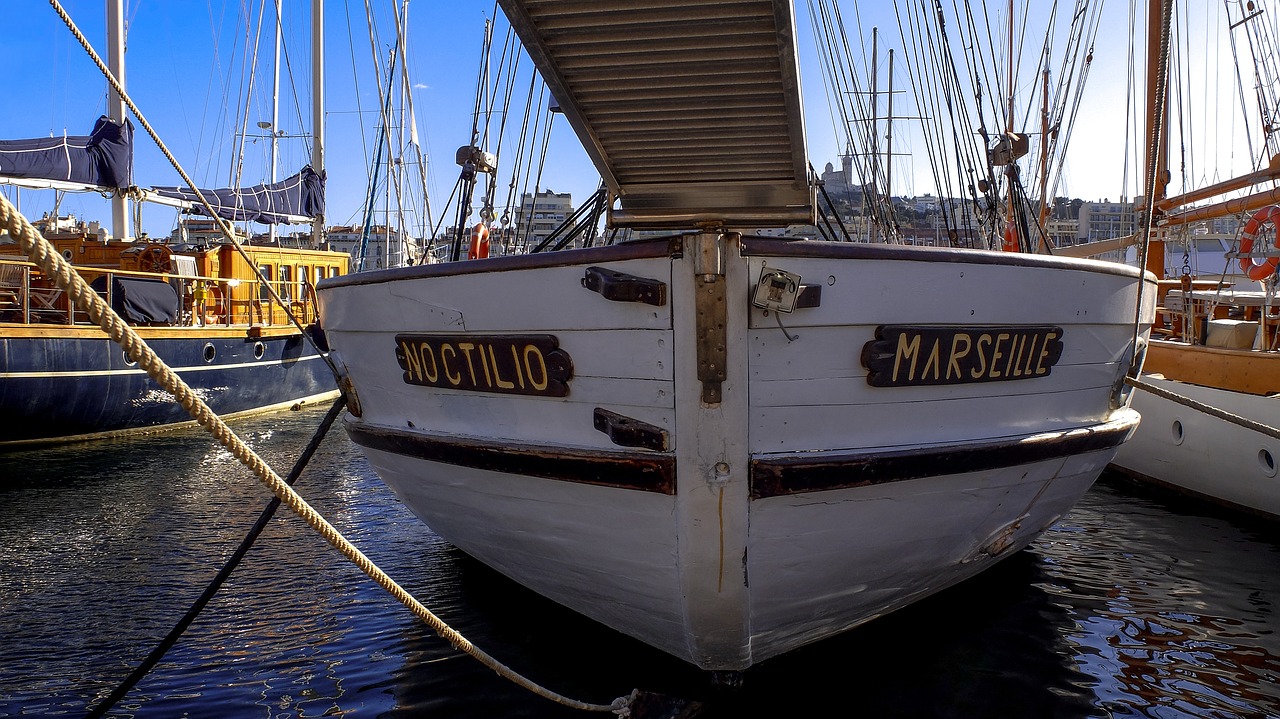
[253,341,266,360]
[121,350,136,367]
[1171,419,1184,445]
[1259,449,1278,478]
[203,343,216,363]
[62,249,73,260]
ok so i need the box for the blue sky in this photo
[1,0,1151,239]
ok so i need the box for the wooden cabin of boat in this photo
[0,230,346,328]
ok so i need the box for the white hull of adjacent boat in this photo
[317,234,1151,670]
[1113,375,1280,519]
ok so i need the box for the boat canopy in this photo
[0,116,133,192]
[498,0,813,229]
[146,166,325,226]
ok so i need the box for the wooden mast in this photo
[1143,0,1170,278]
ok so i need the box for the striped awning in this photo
[499,0,814,229]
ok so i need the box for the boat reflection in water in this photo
[0,407,1276,717]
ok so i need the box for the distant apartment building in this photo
[512,190,575,251]
[1076,200,1136,243]
[325,225,417,270]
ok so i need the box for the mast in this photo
[310,0,325,246]
[1039,68,1050,227]
[870,29,880,243]
[886,48,894,212]
[1143,0,1170,278]
[1006,0,1016,248]
[107,0,130,241]
[270,0,283,245]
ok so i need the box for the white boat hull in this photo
[318,234,1152,669]
[1113,375,1280,519]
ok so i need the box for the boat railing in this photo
[0,259,318,328]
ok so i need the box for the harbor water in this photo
[1,406,1278,718]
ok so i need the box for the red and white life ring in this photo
[468,223,490,260]
[1238,205,1280,281]
[1001,219,1019,252]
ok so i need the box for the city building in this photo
[325,225,418,271]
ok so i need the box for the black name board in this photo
[862,325,1064,387]
[395,334,573,397]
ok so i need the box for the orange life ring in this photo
[1001,219,1019,252]
[1238,205,1280,280]
[468,223,490,260]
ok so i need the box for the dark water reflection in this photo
[0,407,1277,718]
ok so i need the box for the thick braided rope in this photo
[0,194,627,714]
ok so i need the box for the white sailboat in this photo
[1103,0,1280,521]
[316,0,1155,670]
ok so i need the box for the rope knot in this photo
[610,689,639,717]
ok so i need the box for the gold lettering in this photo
[478,343,493,387]
[441,344,462,385]
[971,334,992,379]
[892,332,923,383]
[1010,334,1025,377]
[510,345,526,389]
[420,343,439,383]
[990,333,1010,378]
[1022,333,1040,376]
[457,342,479,385]
[1036,331,1059,375]
[947,333,972,380]
[400,341,422,381]
[921,338,943,381]
[489,346,516,389]
[524,344,549,391]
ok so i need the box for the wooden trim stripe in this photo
[750,414,1139,499]
[345,420,677,495]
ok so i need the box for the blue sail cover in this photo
[150,166,325,225]
[0,116,133,188]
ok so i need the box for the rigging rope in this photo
[0,194,633,715]
[47,0,337,379]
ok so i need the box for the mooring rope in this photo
[0,196,632,715]
[1126,375,1280,442]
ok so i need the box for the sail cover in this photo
[148,166,325,225]
[0,116,133,189]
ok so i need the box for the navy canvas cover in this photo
[91,276,179,325]
[0,116,133,188]
[150,166,325,225]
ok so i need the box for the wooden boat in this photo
[1104,0,1280,521]
[316,0,1155,670]
[0,1,345,447]
[0,218,345,446]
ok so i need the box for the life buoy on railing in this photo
[1238,205,1280,280]
[1001,219,1019,252]
[468,223,490,260]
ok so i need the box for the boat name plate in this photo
[861,325,1064,387]
[395,334,573,397]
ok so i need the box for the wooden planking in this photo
[743,455,1101,662]
[322,256,673,334]
[365,449,691,658]
[1143,339,1280,396]
[742,253,1149,330]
